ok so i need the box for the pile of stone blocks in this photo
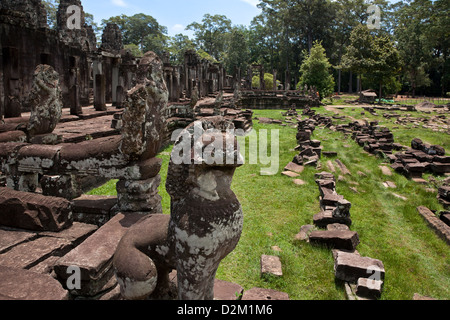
[0,185,152,300]
[313,172,353,230]
[349,121,402,157]
[293,118,323,167]
[389,138,450,179]
[438,186,450,209]
[296,170,385,300]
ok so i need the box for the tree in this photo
[340,24,375,92]
[393,0,433,97]
[368,35,402,97]
[186,14,232,62]
[297,41,335,99]
[223,26,250,75]
[167,34,196,65]
[102,13,168,55]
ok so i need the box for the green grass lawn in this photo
[88,107,450,300]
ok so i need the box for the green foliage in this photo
[252,73,280,90]
[186,14,232,62]
[297,42,335,99]
[102,13,168,56]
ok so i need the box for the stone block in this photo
[0,131,27,143]
[334,250,385,283]
[72,195,117,226]
[294,224,315,242]
[214,279,244,300]
[313,210,352,228]
[0,228,37,254]
[241,287,289,300]
[0,187,73,232]
[431,162,450,174]
[284,162,304,174]
[0,266,69,300]
[260,255,282,277]
[54,212,143,296]
[417,206,450,245]
[309,230,359,251]
[0,236,73,269]
[356,277,384,299]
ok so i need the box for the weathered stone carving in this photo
[120,51,168,161]
[113,116,244,300]
[24,65,63,137]
[101,23,123,53]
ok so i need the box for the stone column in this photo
[94,74,106,111]
[112,59,120,106]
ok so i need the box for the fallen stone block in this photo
[214,279,244,300]
[260,255,283,277]
[356,278,384,299]
[72,195,118,226]
[313,210,352,228]
[0,236,73,270]
[241,287,289,300]
[431,162,450,174]
[0,187,73,232]
[0,266,69,300]
[309,230,360,251]
[284,162,304,174]
[334,250,385,283]
[0,228,37,254]
[417,206,450,245]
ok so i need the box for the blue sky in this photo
[82,0,262,37]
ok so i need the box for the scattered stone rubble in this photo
[296,171,385,300]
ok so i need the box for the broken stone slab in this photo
[334,250,385,283]
[241,287,289,300]
[0,187,73,232]
[72,195,118,226]
[383,181,397,189]
[294,225,316,242]
[356,277,384,300]
[0,236,73,270]
[335,159,351,175]
[293,179,306,186]
[431,162,450,174]
[313,210,352,228]
[260,255,283,277]
[0,266,69,300]
[417,206,450,245]
[214,279,244,300]
[281,171,300,178]
[38,222,98,248]
[0,228,37,254]
[54,212,143,297]
[379,166,392,176]
[284,162,304,174]
[327,223,350,231]
[309,230,360,251]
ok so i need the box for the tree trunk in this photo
[338,69,341,95]
[349,70,353,93]
[379,81,382,101]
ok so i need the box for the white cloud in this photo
[171,24,185,33]
[111,0,128,7]
[240,0,259,7]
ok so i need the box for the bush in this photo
[297,42,335,99]
[252,73,281,90]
